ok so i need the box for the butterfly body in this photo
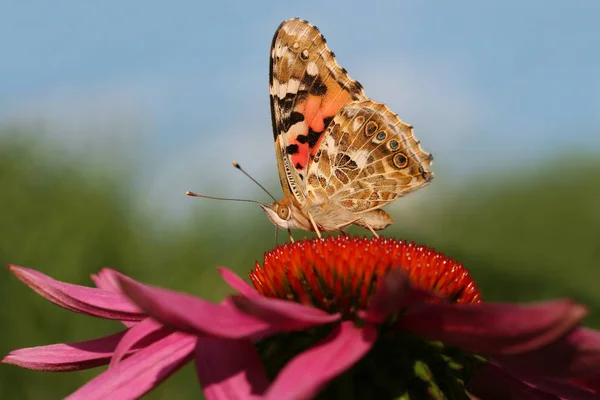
[265,18,433,237]
[262,192,392,234]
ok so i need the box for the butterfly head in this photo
[260,196,309,230]
[260,201,293,229]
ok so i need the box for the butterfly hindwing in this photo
[305,100,434,216]
[269,18,367,202]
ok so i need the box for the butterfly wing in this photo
[305,100,433,227]
[270,18,367,203]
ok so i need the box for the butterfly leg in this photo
[287,229,295,243]
[307,212,323,239]
[364,222,380,238]
[336,217,361,230]
[354,210,390,238]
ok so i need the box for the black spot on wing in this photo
[285,144,299,155]
[347,81,364,100]
[295,129,322,148]
[269,93,278,140]
[307,128,322,148]
[323,116,334,130]
[289,111,305,126]
[295,162,303,170]
[335,79,363,100]
[311,77,328,96]
[419,165,434,182]
[302,74,327,96]
[296,135,308,144]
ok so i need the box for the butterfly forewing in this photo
[269,18,367,202]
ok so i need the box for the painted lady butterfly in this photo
[261,18,434,239]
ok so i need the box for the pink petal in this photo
[67,332,196,400]
[8,265,145,321]
[400,299,587,355]
[2,331,126,371]
[195,337,269,400]
[230,295,341,331]
[90,269,139,327]
[218,268,262,299]
[91,268,126,293]
[467,363,559,400]
[265,321,377,400]
[118,276,277,339]
[495,327,600,380]
[110,318,172,367]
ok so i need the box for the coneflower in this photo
[3,237,600,399]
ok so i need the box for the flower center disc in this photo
[250,236,481,318]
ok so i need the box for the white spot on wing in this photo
[325,134,336,150]
[275,78,300,99]
[275,45,288,59]
[352,116,365,131]
[349,149,370,168]
[306,62,318,76]
[284,119,306,136]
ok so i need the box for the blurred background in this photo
[1,1,599,398]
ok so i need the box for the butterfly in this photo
[185,18,432,239]
[260,18,434,240]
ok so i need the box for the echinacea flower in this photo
[3,236,600,399]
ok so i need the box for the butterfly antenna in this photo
[185,191,266,205]
[232,161,277,202]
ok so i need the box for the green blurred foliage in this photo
[0,130,598,399]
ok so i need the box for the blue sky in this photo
[2,1,599,215]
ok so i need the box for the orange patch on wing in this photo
[308,89,353,156]
[320,89,352,124]
[303,95,322,131]
[289,87,353,168]
[291,140,309,169]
